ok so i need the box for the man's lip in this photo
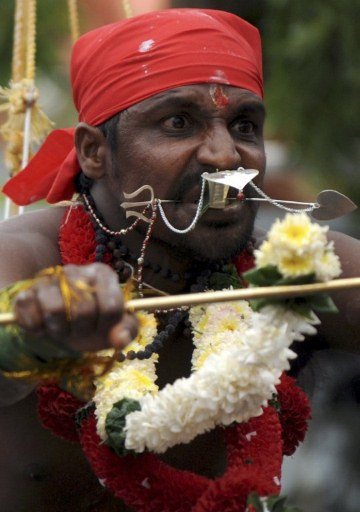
[180,186,240,205]
[174,197,249,224]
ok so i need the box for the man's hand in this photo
[13,263,138,352]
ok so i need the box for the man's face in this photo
[106,84,266,261]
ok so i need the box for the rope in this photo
[25,0,36,81]
[12,0,27,82]
[67,0,80,43]
[122,0,133,19]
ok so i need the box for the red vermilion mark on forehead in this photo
[209,84,229,108]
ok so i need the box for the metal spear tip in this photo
[311,190,358,220]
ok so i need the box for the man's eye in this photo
[232,119,256,135]
[162,115,190,130]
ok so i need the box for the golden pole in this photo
[122,0,133,18]
[0,277,360,325]
[126,277,360,312]
[6,0,36,217]
[1,0,52,219]
[25,0,36,81]
[12,0,27,82]
[67,0,80,43]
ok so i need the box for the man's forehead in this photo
[127,84,265,113]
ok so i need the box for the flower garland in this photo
[94,311,158,441]
[79,404,283,512]
[36,206,340,511]
[114,302,317,455]
[37,375,310,512]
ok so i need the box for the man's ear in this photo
[75,123,110,180]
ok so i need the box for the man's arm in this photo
[0,208,65,404]
[0,206,137,405]
[0,207,65,288]
[317,231,360,352]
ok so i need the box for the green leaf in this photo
[244,266,282,287]
[247,492,264,511]
[275,273,315,286]
[272,496,288,512]
[105,398,141,456]
[265,494,304,512]
[248,298,275,311]
[208,263,243,290]
[306,293,339,313]
[288,301,313,319]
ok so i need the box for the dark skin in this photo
[0,85,359,511]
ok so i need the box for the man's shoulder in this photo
[0,206,67,287]
[0,206,66,238]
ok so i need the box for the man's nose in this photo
[196,123,241,170]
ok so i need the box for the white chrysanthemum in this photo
[94,358,159,440]
[314,246,342,281]
[124,304,318,454]
[190,301,254,369]
[125,347,276,453]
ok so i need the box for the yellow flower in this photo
[254,240,276,268]
[278,252,315,277]
[268,213,327,251]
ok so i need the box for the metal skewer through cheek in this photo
[246,181,318,213]
[121,168,357,222]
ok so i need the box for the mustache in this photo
[171,166,215,201]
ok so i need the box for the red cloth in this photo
[3,9,263,205]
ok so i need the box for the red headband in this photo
[3,8,263,205]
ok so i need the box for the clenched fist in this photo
[13,263,138,352]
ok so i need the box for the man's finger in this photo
[13,288,44,332]
[92,264,124,334]
[109,313,139,350]
[35,278,70,339]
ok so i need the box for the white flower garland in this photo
[93,213,341,455]
[124,304,319,453]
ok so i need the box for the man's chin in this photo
[168,222,255,263]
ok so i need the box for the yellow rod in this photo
[26,0,37,81]
[67,0,80,43]
[122,0,133,18]
[12,0,27,82]
[126,277,360,311]
[0,277,359,324]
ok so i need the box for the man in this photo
[0,9,359,512]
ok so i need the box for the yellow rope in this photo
[12,0,27,82]
[67,0,80,43]
[25,0,36,81]
[122,0,133,18]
